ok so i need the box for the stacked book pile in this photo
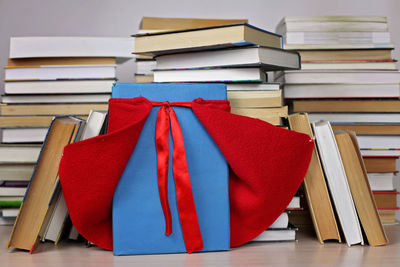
[0,144,39,225]
[134,22,301,127]
[0,37,133,225]
[275,16,400,223]
[134,17,248,83]
[133,21,302,241]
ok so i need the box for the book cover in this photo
[111,83,230,255]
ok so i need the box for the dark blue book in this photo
[112,83,230,255]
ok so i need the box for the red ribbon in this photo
[152,101,203,254]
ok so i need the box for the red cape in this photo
[59,97,313,251]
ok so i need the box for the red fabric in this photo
[59,97,314,251]
[153,101,203,253]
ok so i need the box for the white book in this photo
[9,37,134,58]
[275,70,400,84]
[284,31,391,45]
[277,21,388,33]
[357,135,400,149]
[2,128,48,143]
[308,113,400,123]
[136,60,156,75]
[287,196,300,209]
[5,80,115,94]
[0,187,27,196]
[312,121,364,246]
[300,61,397,70]
[154,68,266,83]
[226,83,280,91]
[156,46,300,70]
[269,212,289,229]
[252,227,297,242]
[1,94,111,104]
[277,16,387,27]
[367,173,396,191]
[1,208,19,217]
[0,164,35,181]
[5,65,116,80]
[361,150,400,157]
[283,83,400,99]
[0,144,41,163]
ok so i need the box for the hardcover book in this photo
[111,83,230,255]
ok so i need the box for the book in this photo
[277,20,388,34]
[283,31,391,46]
[135,59,156,75]
[227,90,282,108]
[4,80,115,94]
[0,145,41,164]
[0,187,26,196]
[334,131,388,246]
[4,65,116,81]
[252,224,298,242]
[288,113,341,244]
[41,111,108,244]
[275,70,400,84]
[373,191,399,209]
[155,46,300,70]
[378,210,397,224]
[1,94,111,104]
[356,135,400,149]
[153,67,266,83]
[139,17,248,31]
[134,74,154,83]
[230,106,287,125]
[9,37,134,58]
[7,116,85,252]
[0,115,86,128]
[0,103,108,116]
[298,49,393,61]
[269,212,289,229]
[368,173,396,191]
[7,57,116,67]
[292,100,400,113]
[1,128,48,143]
[226,82,280,91]
[361,150,400,157]
[283,83,400,99]
[363,157,398,173]
[0,164,35,181]
[300,61,397,70]
[278,16,387,24]
[133,23,282,56]
[331,123,400,135]
[286,196,301,210]
[307,113,400,123]
[111,83,230,255]
[312,121,363,246]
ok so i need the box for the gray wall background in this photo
[0,0,399,93]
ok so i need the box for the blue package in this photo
[112,83,230,255]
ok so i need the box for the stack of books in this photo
[1,36,134,143]
[133,22,302,241]
[134,17,249,83]
[134,23,301,126]
[0,37,133,225]
[0,144,40,225]
[275,16,400,223]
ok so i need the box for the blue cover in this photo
[112,83,230,255]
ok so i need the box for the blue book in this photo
[112,83,230,255]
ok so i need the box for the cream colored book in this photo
[288,113,341,244]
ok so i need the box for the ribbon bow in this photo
[152,101,203,254]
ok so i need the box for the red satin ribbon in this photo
[152,101,203,254]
